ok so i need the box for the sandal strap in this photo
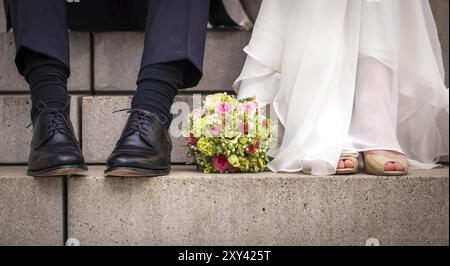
[364,153,409,171]
[340,151,359,158]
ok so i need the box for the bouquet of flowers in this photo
[183,93,277,173]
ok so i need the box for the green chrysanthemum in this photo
[196,137,215,157]
[227,154,240,167]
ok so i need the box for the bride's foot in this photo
[336,154,359,175]
[364,150,408,176]
[337,159,355,169]
[366,150,405,171]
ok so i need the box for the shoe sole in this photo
[27,165,88,177]
[335,168,358,175]
[104,166,170,177]
[365,169,408,176]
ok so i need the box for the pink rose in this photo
[254,140,260,148]
[211,126,220,135]
[239,101,258,113]
[261,119,268,128]
[215,102,233,114]
[245,141,260,155]
[192,108,203,118]
[239,123,249,134]
[212,155,230,172]
[187,136,197,146]
[245,145,257,155]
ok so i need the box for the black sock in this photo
[131,61,187,128]
[21,49,70,120]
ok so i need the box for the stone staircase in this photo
[0,0,449,246]
[0,165,448,246]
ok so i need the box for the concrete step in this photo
[1,94,447,164]
[0,30,251,93]
[221,0,255,30]
[93,30,250,92]
[0,32,91,93]
[0,166,64,246]
[1,165,447,246]
[67,166,449,246]
[81,95,203,164]
[429,0,450,86]
[240,0,263,22]
[0,94,199,164]
[0,95,80,164]
[0,0,5,32]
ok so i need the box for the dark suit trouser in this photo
[6,0,210,88]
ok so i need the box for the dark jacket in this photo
[3,0,243,32]
[4,0,150,32]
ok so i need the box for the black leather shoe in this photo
[27,102,87,177]
[105,109,172,177]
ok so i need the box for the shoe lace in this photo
[26,101,76,147]
[113,108,167,140]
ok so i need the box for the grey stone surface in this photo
[240,0,262,22]
[93,32,143,92]
[93,31,250,92]
[221,0,253,30]
[81,95,203,163]
[439,32,449,87]
[430,0,450,86]
[67,166,449,246]
[191,31,250,92]
[0,32,90,92]
[0,96,81,164]
[430,0,449,34]
[0,0,5,33]
[0,167,63,246]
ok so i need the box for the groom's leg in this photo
[105,0,210,177]
[6,0,86,177]
[140,0,210,88]
[7,0,69,75]
[6,0,70,119]
[131,0,211,127]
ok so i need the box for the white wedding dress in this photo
[233,0,449,175]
